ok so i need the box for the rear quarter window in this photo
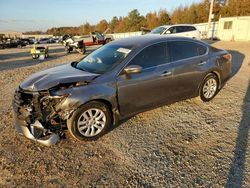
[188,26,196,31]
[169,41,207,61]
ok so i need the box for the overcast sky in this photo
[0,0,201,32]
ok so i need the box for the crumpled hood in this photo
[20,63,99,91]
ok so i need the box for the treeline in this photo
[26,0,250,36]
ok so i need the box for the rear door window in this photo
[168,41,207,61]
[176,26,186,33]
[129,42,169,69]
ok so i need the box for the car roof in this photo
[110,35,208,49]
[157,24,196,29]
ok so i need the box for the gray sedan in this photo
[13,35,232,146]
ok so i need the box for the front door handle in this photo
[198,61,207,66]
[161,71,172,77]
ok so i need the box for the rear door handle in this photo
[161,71,172,77]
[198,61,207,66]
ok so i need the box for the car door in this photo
[117,42,174,116]
[180,26,191,38]
[168,40,209,99]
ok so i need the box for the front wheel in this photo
[200,73,219,102]
[67,101,111,141]
[32,54,38,59]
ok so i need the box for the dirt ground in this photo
[0,41,249,187]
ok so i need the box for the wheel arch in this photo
[198,70,222,94]
[73,98,115,125]
[210,70,221,89]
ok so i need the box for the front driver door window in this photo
[167,27,177,34]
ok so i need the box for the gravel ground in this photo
[0,41,249,187]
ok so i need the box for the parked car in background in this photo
[20,38,34,45]
[28,38,38,44]
[52,38,60,43]
[37,38,50,44]
[13,35,232,146]
[0,41,6,49]
[16,39,27,48]
[149,24,201,39]
[4,39,26,48]
[48,38,57,43]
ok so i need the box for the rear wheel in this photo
[200,73,219,102]
[67,101,111,141]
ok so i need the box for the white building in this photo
[217,16,250,41]
[193,22,219,39]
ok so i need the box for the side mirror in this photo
[123,65,142,74]
[165,30,171,34]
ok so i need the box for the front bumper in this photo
[15,118,60,146]
[13,88,61,146]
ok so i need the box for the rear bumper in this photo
[15,117,60,146]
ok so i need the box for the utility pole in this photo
[207,0,215,39]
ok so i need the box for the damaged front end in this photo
[13,87,71,146]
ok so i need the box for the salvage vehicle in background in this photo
[13,35,232,146]
[63,31,113,47]
[82,31,113,46]
[30,46,49,59]
[62,35,86,54]
[149,24,201,39]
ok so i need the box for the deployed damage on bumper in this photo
[13,87,72,146]
[13,63,99,146]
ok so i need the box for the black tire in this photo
[81,45,86,54]
[32,54,37,59]
[104,38,111,45]
[200,73,219,102]
[67,101,112,141]
[45,53,49,58]
[65,46,72,54]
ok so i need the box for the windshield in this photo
[75,45,132,74]
[150,26,168,34]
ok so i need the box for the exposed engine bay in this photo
[13,87,71,146]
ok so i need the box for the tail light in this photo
[223,54,232,61]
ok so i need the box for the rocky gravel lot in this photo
[0,41,250,187]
